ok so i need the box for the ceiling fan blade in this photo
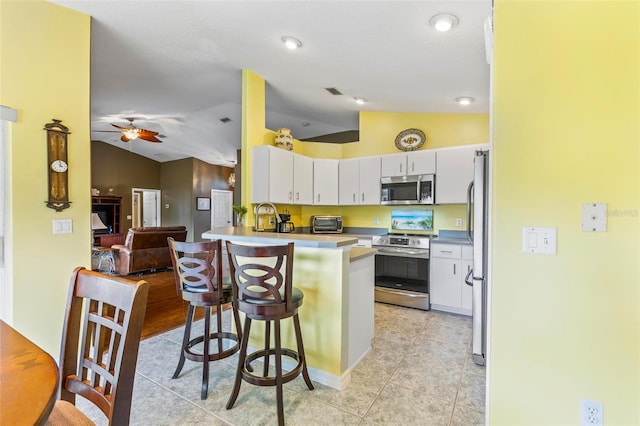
[111,123,126,130]
[137,127,159,136]
[138,132,162,143]
[93,130,122,133]
[120,134,132,142]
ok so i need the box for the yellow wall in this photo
[490,1,639,424]
[349,111,489,157]
[0,1,91,355]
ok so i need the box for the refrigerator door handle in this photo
[466,181,474,243]
[464,268,474,286]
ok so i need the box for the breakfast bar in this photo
[202,227,376,390]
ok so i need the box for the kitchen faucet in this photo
[254,202,281,231]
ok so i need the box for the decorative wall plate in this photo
[395,128,426,151]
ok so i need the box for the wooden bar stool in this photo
[225,241,314,426]
[168,238,242,400]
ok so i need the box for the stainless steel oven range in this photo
[372,234,434,311]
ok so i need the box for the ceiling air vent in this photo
[324,87,342,96]
[219,117,232,123]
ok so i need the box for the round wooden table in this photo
[0,320,59,425]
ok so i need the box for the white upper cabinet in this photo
[339,158,359,205]
[293,153,313,204]
[313,159,339,205]
[381,150,436,177]
[251,145,312,205]
[252,144,486,206]
[339,156,381,205]
[251,145,293,204]
[359,156,381,204]
[435,144,483,204]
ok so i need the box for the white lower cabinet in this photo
[430,243,472,315]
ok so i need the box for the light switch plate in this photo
[522,227,557,255]
[53,219,72,234]
[582,203,607,232]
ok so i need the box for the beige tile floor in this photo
[79,302,486,425]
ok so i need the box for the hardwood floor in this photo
[129,269,219,340]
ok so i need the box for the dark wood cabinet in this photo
[92,196,124,246]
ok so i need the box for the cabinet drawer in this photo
[431,244,462,259]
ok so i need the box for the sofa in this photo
[112,226,187,275]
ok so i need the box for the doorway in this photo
[210,189,233,228]
[0,107,16,322]
[132,188,161,228]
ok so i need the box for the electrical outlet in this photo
[581,399,603,426]
[456,218,463,227]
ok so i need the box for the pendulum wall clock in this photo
[44,119,71,212]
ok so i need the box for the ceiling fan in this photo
[95,117,165,143]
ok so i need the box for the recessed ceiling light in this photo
[430,13,459,32]
[456,97,475,106]
[281,36,302,50]
[353,97,368,105]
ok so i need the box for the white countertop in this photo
[202,227,359,248]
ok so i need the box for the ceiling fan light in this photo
[124,129,139,140]
[281,36,302,50]
[456,96,475,106]
[430,13,459,32]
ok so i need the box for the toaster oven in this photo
[311,216,343,233]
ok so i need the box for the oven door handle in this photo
[375,248,429,258]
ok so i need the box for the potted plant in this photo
[232,205,247,227]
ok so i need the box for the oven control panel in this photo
[372,235,434,249]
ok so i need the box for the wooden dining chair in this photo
[46,267,149,426]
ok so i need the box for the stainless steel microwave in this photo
[380,174,435,205]
[311,215,343,233]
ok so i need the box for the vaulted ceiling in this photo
[51,0,491,167]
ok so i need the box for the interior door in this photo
[132,192,141,227]
[142,191,158,226]
[210,189,233,228]
[0,107,16,321]
[0,119,7,320]
[132,188,161,228]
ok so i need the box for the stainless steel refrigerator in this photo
[465,150,489,366]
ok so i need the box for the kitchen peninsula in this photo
[202,227,376,390]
